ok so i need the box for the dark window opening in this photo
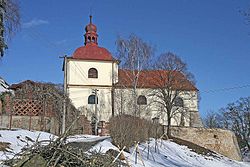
[137,95,147,105]
[174,97,184,107]
[88,95,98,104]
[88,68,98,78]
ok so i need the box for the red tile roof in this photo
[116,69,198,91]
[72,43,114,61]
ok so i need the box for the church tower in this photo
[64,16,119,128]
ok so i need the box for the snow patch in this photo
[66,134,110,143]
[0,129,56,160]
[0,78,9,93]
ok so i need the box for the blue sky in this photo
[0,0,250,117]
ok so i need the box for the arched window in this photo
[87,36,91,43]
[88,68,98,78]
[174,97,184,107]
[88,95,98,104]
[91,37,96,42]
[137,95,147,105]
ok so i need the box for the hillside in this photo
[0,129,249,167]
[91,137,249,167]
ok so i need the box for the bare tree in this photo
[0,0,20,57]
[203,97,250,150]
[221,97,250,150]
[115,34,153,116]
[150,52,197,137]
[202,110,222,128]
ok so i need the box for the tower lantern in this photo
[84,15,98,45]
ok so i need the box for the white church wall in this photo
[114,88,199,126]
[66,58,118,122]
[67,59,118,86]
[112,62,119,84]
[68,86,113,122]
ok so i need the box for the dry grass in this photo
[0,142,11,152]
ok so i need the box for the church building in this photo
[63,16,203,129]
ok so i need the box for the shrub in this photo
[109,114,161,151]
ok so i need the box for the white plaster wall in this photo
[113,62,119,84]
[68,87,112,122]
[114,88,199,126]
[67,59,118,86]
[66,58,118,122]
[179,91,198,111]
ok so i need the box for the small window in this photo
[174,97,184,107]
[88,68,98,78]
[88,95,98,104]
[137,95,147,105]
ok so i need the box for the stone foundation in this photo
[171,127,242,161]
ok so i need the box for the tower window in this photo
[88,95,98,104]
[88,68,98,78]
[137,95,147,105]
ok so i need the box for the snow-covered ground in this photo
[91,138,250,167]
[66,134,110,143]
[0,129,56,160]
[242,147,250,162]
[0,129,249,167]
[0,77,9,93]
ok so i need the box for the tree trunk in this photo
[133,88,137,116]
[167,116,171,138]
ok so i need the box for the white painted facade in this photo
[65,57,202,127]
[65,58,118,122]
[67,59,118,87]
[113,88,199,126]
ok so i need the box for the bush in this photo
[109,115,162,151]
